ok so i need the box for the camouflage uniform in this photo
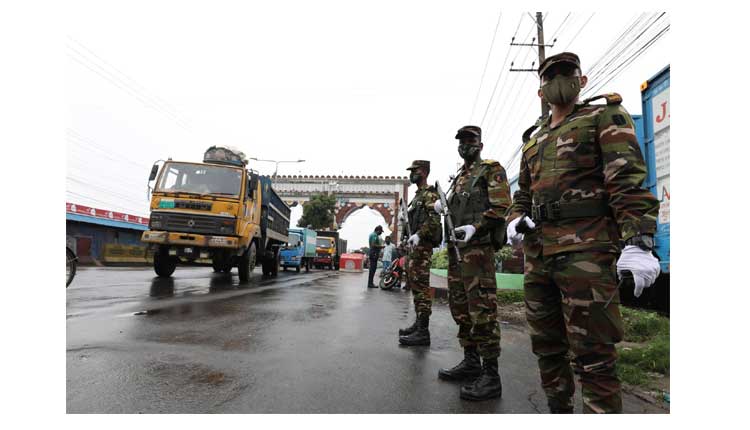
[508,53,659,413]
[405,182,441,316]
[447,155,511,360]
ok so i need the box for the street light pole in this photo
[249,158,306,178]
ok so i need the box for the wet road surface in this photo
[67,266,666,413]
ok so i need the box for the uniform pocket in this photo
[555,126,598,169]
[586,301,624,344]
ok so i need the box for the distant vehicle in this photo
[66,246,77,287]
[314,230,347,270]
[141,146,291,281]
[280,228,317,272]
[631,65,670,312]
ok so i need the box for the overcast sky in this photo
[66,2,669,250]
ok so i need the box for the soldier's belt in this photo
[531,199,610,222]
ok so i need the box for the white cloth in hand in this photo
[433,200,443,214]
[407,233,420,247]
[454,225,476,244]
[616,245,661,297]
[506,216,535,248]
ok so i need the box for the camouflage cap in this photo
[406,160,430,171]
[538,52,581,77]
[455,125,481,140]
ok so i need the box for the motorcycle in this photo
[66,246,78,287]
[379,255,407,290]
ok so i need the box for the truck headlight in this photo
[149,214,164,229]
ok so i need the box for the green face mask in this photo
[541,75,581,105]
[458,144,480,161]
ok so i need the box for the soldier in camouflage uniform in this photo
[435,126,511,401]
[506,52,661,413]
[399,160,442,346]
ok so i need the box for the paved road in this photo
[66,266,666,413]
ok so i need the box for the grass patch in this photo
[616,307,670,388]
[497,289,525,305]
[621,307,670,343]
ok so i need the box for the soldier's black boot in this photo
[459,358,502,401]
[398,313,430,346]
[437,346,481,381]
[548,398,574,414]
[398,315,418,336]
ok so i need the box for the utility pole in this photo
[510,12,556,117]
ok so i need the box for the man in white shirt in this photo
[381,236,396,273]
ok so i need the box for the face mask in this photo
[458,144,480,161]
[541,74,581,105]
[409,172,422,184]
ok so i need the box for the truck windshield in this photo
[317,238,333,248]
[285,233,301,248]
[156,162,242,198]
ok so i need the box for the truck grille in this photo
[150,212,235,236]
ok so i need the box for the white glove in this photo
[433,200,443,214]
[616,245,661,297]
[407,233,420,247]
[454,225,476,244]
[506,216,536,248]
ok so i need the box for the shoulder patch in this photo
[522,138,536,153]
[583,93,623,106]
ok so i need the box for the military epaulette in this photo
[480,159,500,167]
[582,93,623,106]
[522,115,547,146]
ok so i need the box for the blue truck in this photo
[280,227,317,272]
[630,65,670,312]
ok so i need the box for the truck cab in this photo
[141,146,290,282]
[279,227,317,273]
[314,236,336,270]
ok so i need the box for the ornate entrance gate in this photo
[272,175,410,242]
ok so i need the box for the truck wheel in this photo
[66,247,77,287]
[295,265,301,273]
[238,242,257,283]
[305,260,310,272]
[154,250,176,278]
[271,250,280,277]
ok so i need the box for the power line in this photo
[584,12,665,89]
[469,12,503,122]
[476,14,526,126]
[67,39,191,131]
[66,129,153,170]
[585,25,670,96]
[480,15,538,132]
[585,13,646,77]
[66,191,148,215]
[562,12,595,50]
[68,37,188,123]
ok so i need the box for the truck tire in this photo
[305,260,310,273]
[66,247,77,287]
[238,242,257,283]
[271,249,280,277]
[154,249,176,278]
[295,265,301,273]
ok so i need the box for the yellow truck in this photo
[141,146,290,281]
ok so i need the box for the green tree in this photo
[297,194,337,230]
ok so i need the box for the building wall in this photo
[66,221,143,262]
